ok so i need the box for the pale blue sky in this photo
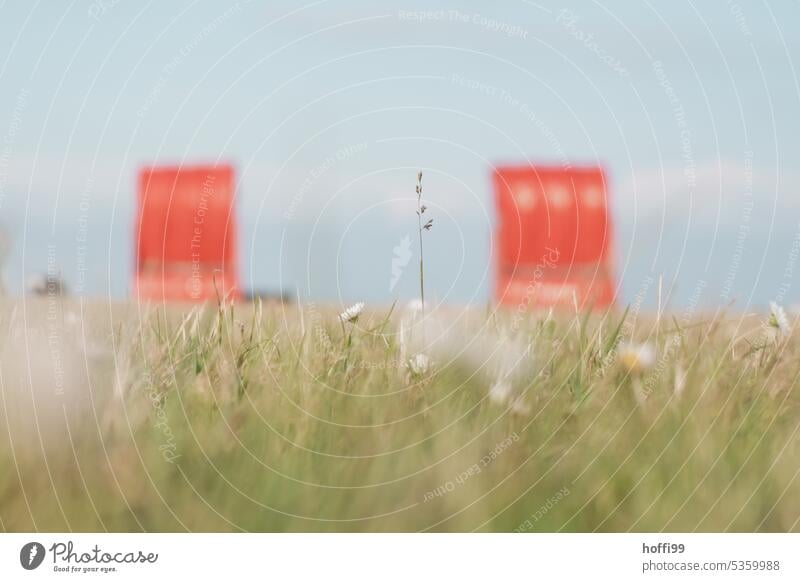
[1,0,798,310]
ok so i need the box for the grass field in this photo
[2,298,800,532]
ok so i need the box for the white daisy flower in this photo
[769,301,791,337]
[407,353,431,375]
[618,341,656,374]
[338,302,364,323]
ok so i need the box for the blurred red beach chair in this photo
[492,164,616,310]
[134,164,240,302]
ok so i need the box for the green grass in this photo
[2,299,800,532]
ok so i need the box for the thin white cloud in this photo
[617,159,800,223]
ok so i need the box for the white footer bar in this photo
[1,534,797,581]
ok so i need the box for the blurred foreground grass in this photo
[1,299,800,532]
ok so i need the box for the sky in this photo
[0,0,798,310]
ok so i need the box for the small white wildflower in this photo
[338,302,365,323]
[407,353,431,375]
[489,378,529,414]
[489,378,513,404]
[618,342,656,374]
[768,301,791,337]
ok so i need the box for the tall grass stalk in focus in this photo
[416,171,433,314]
